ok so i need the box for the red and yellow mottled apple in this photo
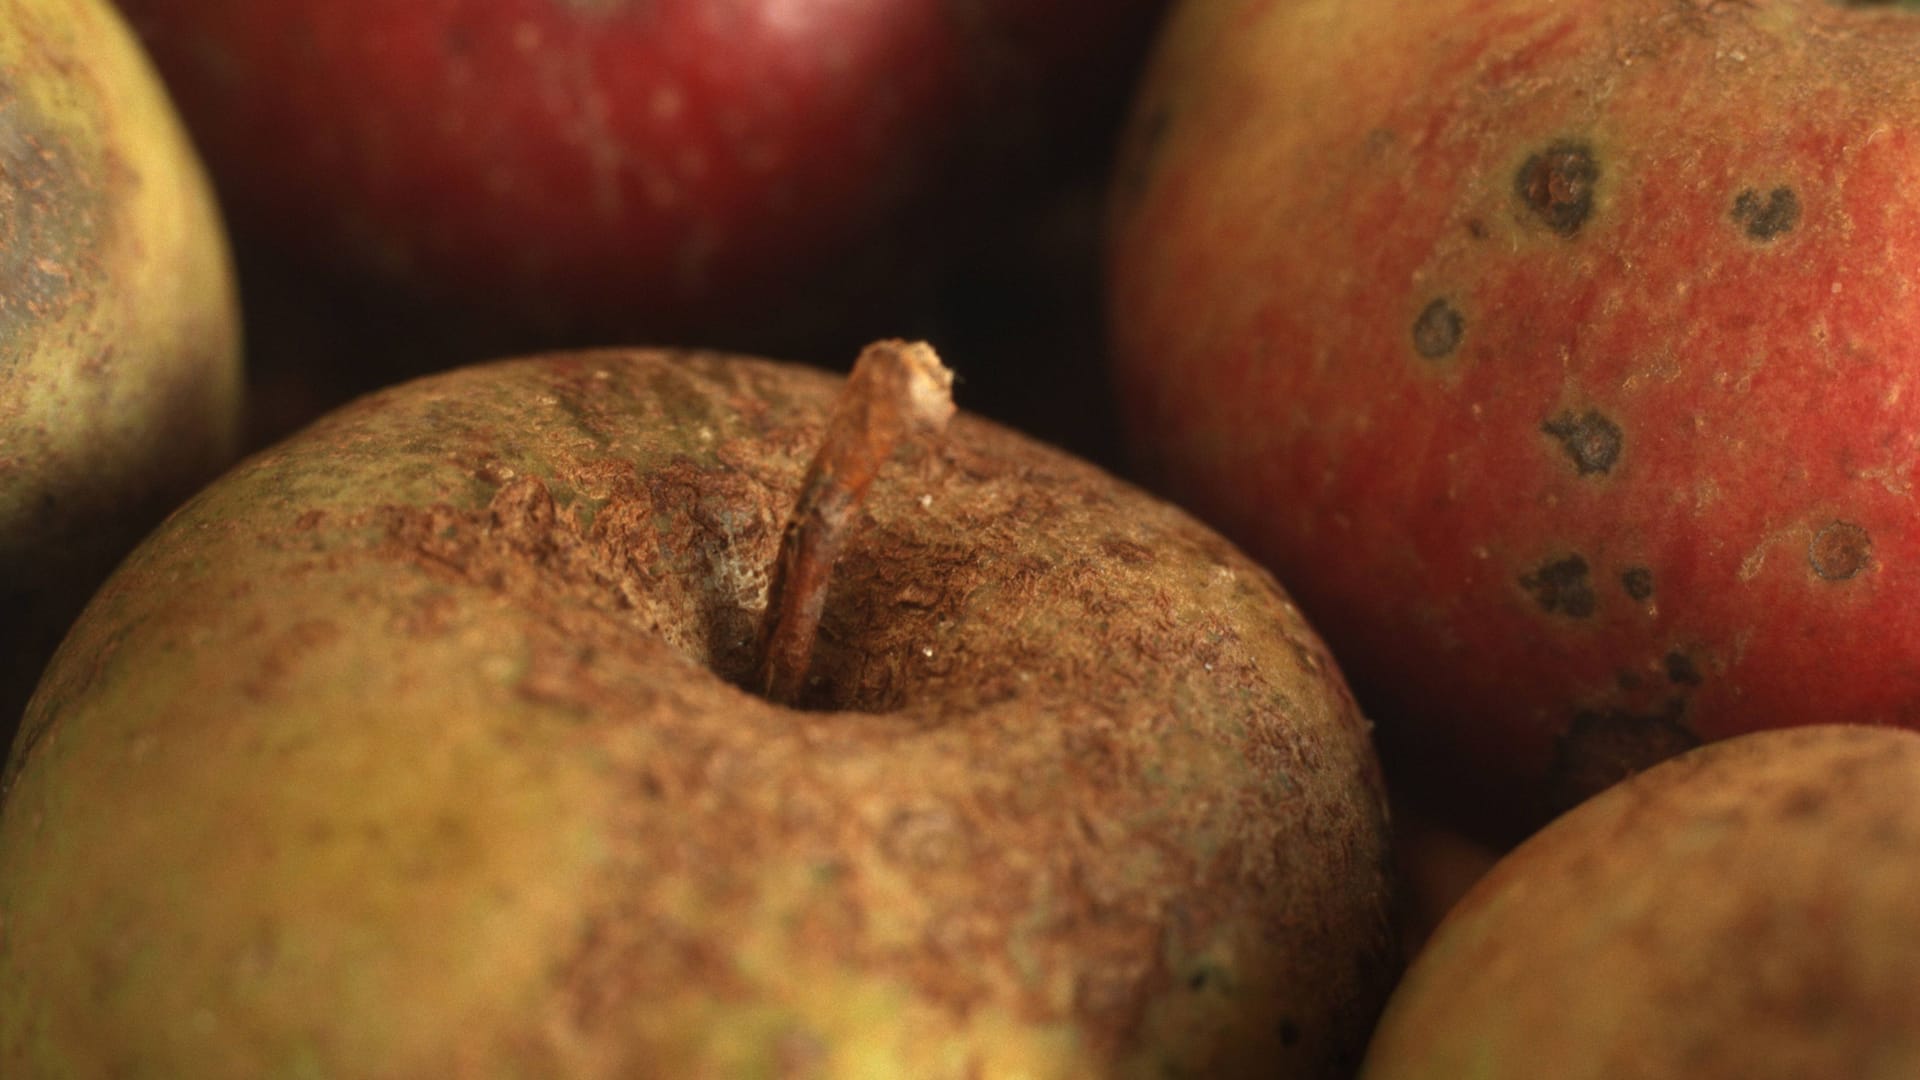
[116,0,1164,347]
[1110,0,1920,837]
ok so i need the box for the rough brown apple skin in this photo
[0,349,1396,1078]
[1360,725,1920,1079]
[1110,0,1920,839]
[0,0,242,748]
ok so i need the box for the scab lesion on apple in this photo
[1730,185,1801,241]
[1513,139,1600,238]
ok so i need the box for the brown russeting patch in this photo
[0,90,108,356]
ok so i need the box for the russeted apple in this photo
[0,0,241,747]
[1109,0,1920,838]
[1361,725,1920,1079]
[0,342,1397,1077]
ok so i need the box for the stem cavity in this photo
[753,340,956,706]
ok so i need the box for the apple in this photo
[1108,0,1920,838]
[1386,803,1499,957]
[0,0,241,747]
[1359,724,1920,1079]
[111,0,1168,355]
[0,341,1397,1077]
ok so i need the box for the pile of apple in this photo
[6,0,1920,1075]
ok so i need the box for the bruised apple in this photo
[1110,0,1920,837]
[1361,725,1920,1079]
[0,0,240,745]
[0,342,1396,1077]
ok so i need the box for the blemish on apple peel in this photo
[1519,554,1596,618]
[1547,703,1700,815]
[1731,187,1799,241]
[1664,651,1703,687]
[1411,298,1464,359]
[1514,140,1599,237]
[1809,521,1872,582]
[1621,566,1653,601]
[1541,409,1622,476]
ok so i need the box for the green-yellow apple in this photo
[1109,0,1920,838]
[1360,725,1920,1079]
[0,0,241,746]
[0,342,1397,1078]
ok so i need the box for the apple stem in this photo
[754,339,956,706]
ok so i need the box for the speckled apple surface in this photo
[1110,0,1920,837]
[0,0,242,740]
[1360,725,1920,1079]
[0,349,1396,1078]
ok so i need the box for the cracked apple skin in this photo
[113,0,1165,349]
[1361,725,1920,1079]
[0,349,1396,1078]
[1109,0,1920,839]
[0,0,242,746]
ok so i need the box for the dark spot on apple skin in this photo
[1809,521,1871,581]
[1665,650,1702,686]
[1542,409,1622,476]
[1732,186,1800,241]
[1411,298,1464,359]
[1779,785,1826,819]
[1520,554,1595,617]
[1547,699,1701,815]
[1279,1018,1302,1046]
[1514,140,1599,237]
[1621,566,1654,601]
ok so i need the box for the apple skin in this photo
[0,0,241,746]
[1359,725,1920,1079]
[112,0,1166,349]
[1109,0,1920,838]
[0,349,1397,1077]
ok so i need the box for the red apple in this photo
[114,0,1166,353]
[1109,0,1920,838]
